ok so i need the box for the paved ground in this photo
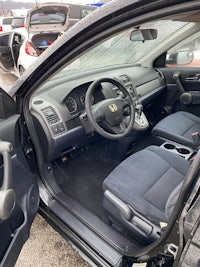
[0,71,91,267]
[0,69,18,89]
[15,214,91,267]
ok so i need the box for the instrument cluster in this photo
[65,86,94,114]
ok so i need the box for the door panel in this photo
[159,67,200,117]
[0,33,14,71]
[0,91,39,267]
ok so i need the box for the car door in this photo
[0,32,15,72]
[157,33,200,118]
[0,89,39,267]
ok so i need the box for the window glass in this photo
[51,20,188,80]
[166,34,200,67]
[81,8,94,18]
[3,18,13,25]
[0,34,9,46]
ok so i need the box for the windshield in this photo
[52,20,190,79]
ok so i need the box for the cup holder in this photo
[164,143,176,150]
[176,148,190,155]
[162,142,193,159]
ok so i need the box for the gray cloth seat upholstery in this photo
[103,145,191,243]
[152,111,200,148]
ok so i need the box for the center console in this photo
[134,111,149,130]
[133,102,149,130]
[161,141,194,160]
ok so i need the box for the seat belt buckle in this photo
[160,221,168,231]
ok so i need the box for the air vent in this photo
[155,69,164,80]
[33,100,43,105]
[41,106,60,125]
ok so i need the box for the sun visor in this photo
[26,3,70,34]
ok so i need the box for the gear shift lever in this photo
[134,103,149,129]
[135,103,143,117]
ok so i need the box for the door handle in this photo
[173,72,192,105]
[0,141,16,221]
[186,74,200,81]
[173,72,185,93]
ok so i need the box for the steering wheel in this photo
[85,77,135,140]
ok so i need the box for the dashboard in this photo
[31,65,166,161]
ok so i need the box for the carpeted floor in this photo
[52,145,119,221]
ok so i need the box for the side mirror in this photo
[166,50,194,65]
[130,29,157,41]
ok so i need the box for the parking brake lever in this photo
[173,72,192,105]
[0,141,16,221]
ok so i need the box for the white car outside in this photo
[0,16,25,33]
[0,28,39,77]
[0,3,70,77]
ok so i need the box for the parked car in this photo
[0,3,97,77]
[1,1,200,267]
[0,3,70,77]
[0,28,37,77]
[67,3,97,28]
[0,16,25,33]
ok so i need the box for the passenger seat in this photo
[151,111,200,149]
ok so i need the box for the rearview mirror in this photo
[130,29,157,41]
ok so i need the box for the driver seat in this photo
[102,145,191,244]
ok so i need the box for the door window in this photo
[0,34,10,46]
[166,34,200,67]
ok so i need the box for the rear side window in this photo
[0,34,9,46]
[11,18,24,28]
[81,8,94,18]
[2,18,13,25]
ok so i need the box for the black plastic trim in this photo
[40,200,123,267]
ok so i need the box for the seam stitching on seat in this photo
[148,148,189,176]
[183,112,200,124]
[143,166,184,210]
[181,121,196,136]
[142,165,170,197]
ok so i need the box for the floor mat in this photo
[52,146,119,222]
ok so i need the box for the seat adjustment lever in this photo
[104,190,133,220]
[104,190,161,239]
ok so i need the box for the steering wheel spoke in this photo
[121,95,132,106]
[112,121,127,134]
[91,104,104,122]
[100,119,126,134]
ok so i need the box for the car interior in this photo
[22,9,200,258]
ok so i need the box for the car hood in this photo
[25,3,70,34]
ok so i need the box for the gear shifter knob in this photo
[135,103,143,117]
